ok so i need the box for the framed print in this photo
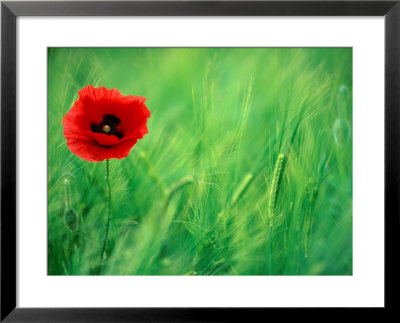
[1,0,399,321]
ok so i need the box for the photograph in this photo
[48,47,352,276]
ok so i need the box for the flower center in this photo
[91,114,123,139]
[102,125,111,133]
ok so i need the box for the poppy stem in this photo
[100,159,112,262]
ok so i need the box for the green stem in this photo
[100,159,112,260]
[64,177,73,210]
[267,225,274,274]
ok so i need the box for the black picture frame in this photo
[1,0,399,321]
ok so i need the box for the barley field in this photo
[48,48,352,275]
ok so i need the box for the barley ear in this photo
[268,153,287,222]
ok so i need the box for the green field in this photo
[48,48,352,275]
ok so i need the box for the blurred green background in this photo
[48,48,352,275]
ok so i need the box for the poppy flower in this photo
[62,85,150,162]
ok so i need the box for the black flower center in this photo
[91,114,123,139]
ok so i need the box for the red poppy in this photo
[62,85,150,162]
